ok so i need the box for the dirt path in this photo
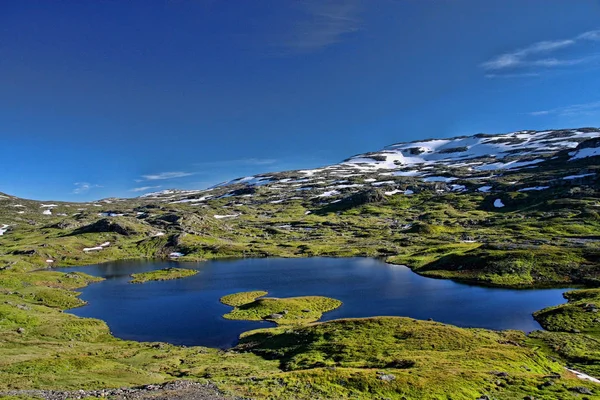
[0,380,244,400]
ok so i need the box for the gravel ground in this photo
[0,380,243,400]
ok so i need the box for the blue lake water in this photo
[59,257,572,348]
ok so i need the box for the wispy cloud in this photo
[193,158,278,167]
[485,72,541,79]
[277,0,362,53]
[141,171,194,180]
[130,186,162,192]
[481,28,600,75]
[529,101,600,117]
[72,182,102,194]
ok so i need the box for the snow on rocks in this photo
[570,146,600,161]
[422,176,458,183]
[384,189,403,196]
[494,199,505,208]
[317,190,340,197]
[0,225,9,236]
[518,186,550,192]
[371,181,395,186]
[563,173,595,180]
[169,252,184,258]
[214,214,240,219]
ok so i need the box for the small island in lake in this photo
[130,267,198,284]
[220,290,342,324]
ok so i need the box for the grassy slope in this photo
[234,317,598,399]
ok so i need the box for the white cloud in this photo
[277,0,362,53]
[482,39,575,70]
[481,28,600,74]
[529,101,600,117]
[578,30,600,41]
[130,186,162,192]
[141,171,194,180]
[72,182,102,194]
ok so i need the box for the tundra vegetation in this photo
[130,267,198,284]
[220,291,342,325]
[1,129,600,398]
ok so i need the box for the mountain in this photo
[141,127,600,205]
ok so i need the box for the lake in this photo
[59,257,572,348]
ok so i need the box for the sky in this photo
[1,0,600,201]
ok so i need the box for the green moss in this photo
[220,291,268,306]
[222,292,341,325]
[533,289,600,334]
[234,317,597,399]
[130,267,198,283]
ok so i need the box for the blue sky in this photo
[1,0,600,201]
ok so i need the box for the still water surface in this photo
[60,257,571,348]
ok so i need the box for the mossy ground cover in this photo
[220,291,342,325]
[130,267,198,283]
[220,291,268,307]
[534,289,600,334]
[529,289,600,379]
[234,317,599,399]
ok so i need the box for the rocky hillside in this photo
[141,127,600,206]
[1,127,599,287]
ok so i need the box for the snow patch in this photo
[371,181,395,186]
[83,246,103,252]
[518,186,550,192]
[494,199,505,208]
[570,147,600,161]
[317,190,340,197]
[42,209,52,215]
[422,176,458,183]
[478,186,492,193]
[563,173,595,180]
[0,224,9,235]
[214,214,240,219]
[384,189,403,196]
[566,368,600,384]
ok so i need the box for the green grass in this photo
[533,289,600,334]
[233,316,599,399]
[220,291,269,307]
[221,292,342,325]
[130,267,198,284]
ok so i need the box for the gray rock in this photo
[377,374,396,382]
[266,313,284,319]
[569,386,593,395]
